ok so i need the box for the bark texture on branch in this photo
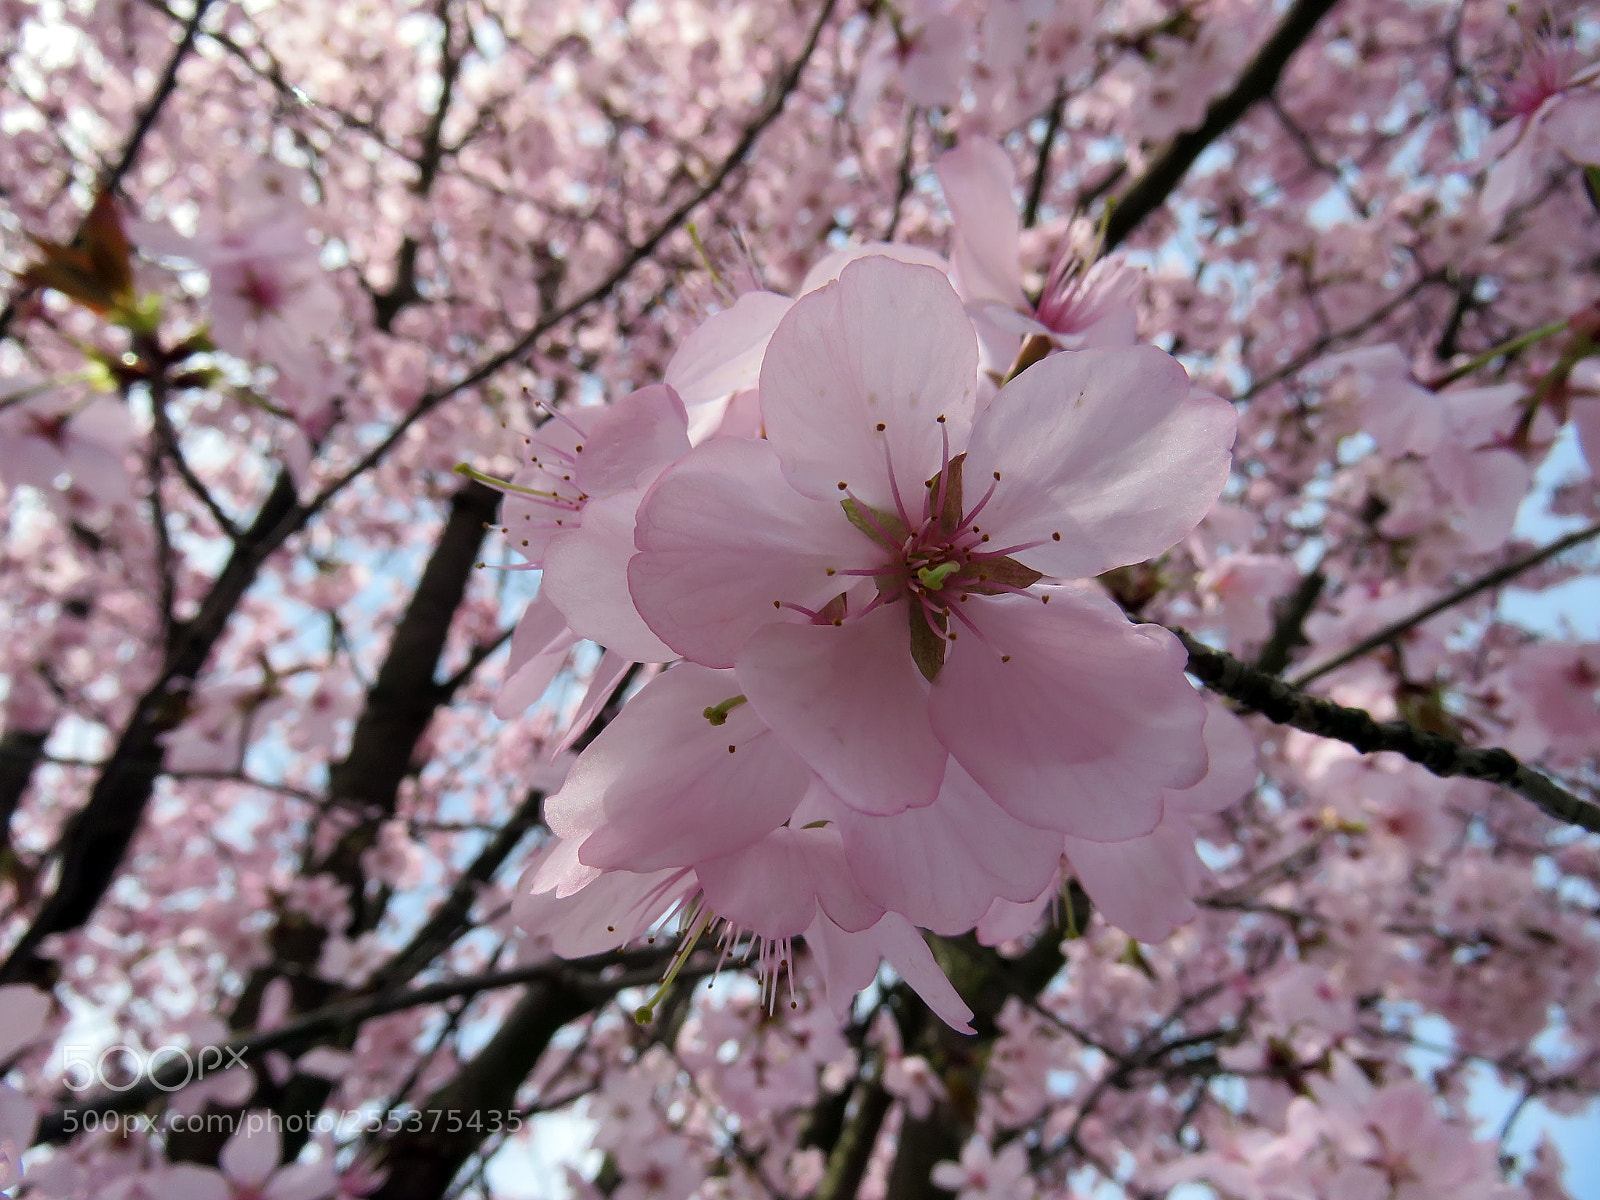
[1105,0,1341,249]
[1175,628,1600,835]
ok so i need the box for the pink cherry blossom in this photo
[487,382,691,662]
[630,255,1234,832]
[1481,33,1600,221]
[931,1136,1034,1200]
[936,138,1139,357]
[0,381,135,510]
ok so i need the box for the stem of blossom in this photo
[1174,628,1600,836]
[1426,318,1567,388]
[451,461,565,502]
[1290,519,1600,687]
[1003,334,1054,384]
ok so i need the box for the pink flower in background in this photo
[136,163,342,423]
[1481,33,1600,221]
[932,1136,1034,1200]
[936,139,1139,359]
[1498,640,1600,767]
[0,380,134,510]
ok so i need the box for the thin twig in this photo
[1291,520,1600,687]
[149,364,242,538]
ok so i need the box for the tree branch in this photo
[1174,629,1600,835]
[1253,564,1326,676]
[1022,83,1067,230]
[1104,0,1341,249]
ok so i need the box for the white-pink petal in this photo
[739,605,947,815]
[630,437,880,667]
[963,346,1236,579]
[515,854,688,959]
[554,650,636,754]
[543,490,676,663]
[1171,704,1258,816]
[935,139,1027,311]
[495,594,577,719]
[696,824,883,938]
[1066,814,1207,942]
[833,759,1062,934]
[872,912,976,1034]
[759,256,978,513]
[572,383,691,496]
[804,911,975,1034]
[665,291,794,406]
[929,590,1208,840]
[550,664,809,871]
[795,241,953,296]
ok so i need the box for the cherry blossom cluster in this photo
[490,237,1253,1030]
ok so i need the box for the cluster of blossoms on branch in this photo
[485,227,1252,1029]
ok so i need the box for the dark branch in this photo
[1022,83,1067,230]
[1175,628,1600,835]
[1253,564,1326,676]
[1104,0,1341,249]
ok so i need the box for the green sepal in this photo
[1584,165,1600,217]
[841,496,909,550]
[962,555,1044,594]
[908,604,947,682]
[925,452,965,536]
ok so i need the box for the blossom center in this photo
[831,447,1044,681]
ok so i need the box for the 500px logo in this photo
[58,1044,248,1093]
